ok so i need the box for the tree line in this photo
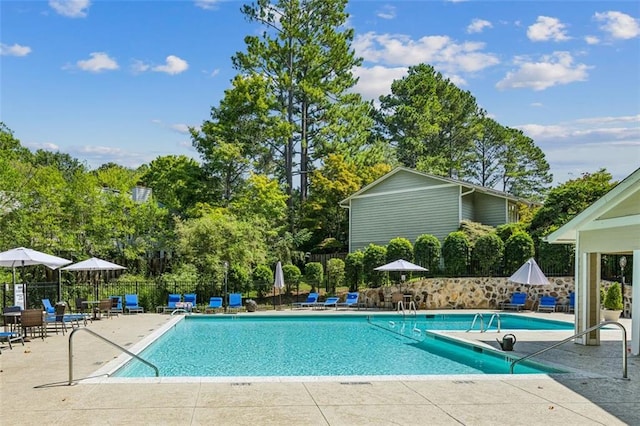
[0,0,615,292]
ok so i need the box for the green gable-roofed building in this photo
[340,167,537,252]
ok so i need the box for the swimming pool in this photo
[113,314,567,378]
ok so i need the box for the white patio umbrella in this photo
[375,259,428,292]
[62,257,126,300]
[508,258,550,303]
[508,258,549,286]
[0,247,71,308]
[374,259,428,272]
[273,261,285,309]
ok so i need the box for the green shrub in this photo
[414,234,441,273]
[504,231,535,273]
[252,264,273,298]
[472,233,504,275]
[363,243,387,288]
[344,251,364,291]
[604,282,623,310]
[496,223,524,242]
[304,262,323,292]
[386,237,413,262]
[283,264,302,293]
[442,231,470,276]
[326,258,345,293]
[537,240,573,275]
[459,220,495,247]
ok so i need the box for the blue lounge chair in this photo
[0,330,24,353]
[125,294,144,314]
[567,292,575,313]
[184,293,197,311]
[164,294,181,313]
[501,292,527,311]
[291,293,318,309]
[205,297,223,313]
[337,292,360,310]
[537,296,557,312]
[316,296,340,310]
[42,298,55,314]
[227,293,243,313]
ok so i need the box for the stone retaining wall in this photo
[360,277,575,310]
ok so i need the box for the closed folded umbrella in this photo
[273,261,285,309]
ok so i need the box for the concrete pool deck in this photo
[1,309,637,425]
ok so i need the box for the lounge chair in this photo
[124,294,144,314]
[109,296,123,315]
[537,296,557,312]
[227,293,243,313]
[337,292,360,310]
[291,293,319,309]
[315,296,340,310]
[0,330,24,354]
[501,292,527,311]
[42,298,56,314]
[45,303,68,335]
[163,293,181,313]
[183,293,197,312]
[205,297,223,313]
[567,292,575,313]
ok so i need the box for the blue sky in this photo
[1,0,639,186]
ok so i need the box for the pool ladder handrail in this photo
[466,313,501,332]
[509,320,628,379]
[396,300,417,317]
[68,327,159,385]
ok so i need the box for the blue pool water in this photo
[114,314,567,378]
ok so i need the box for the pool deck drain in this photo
[1,310,638,425]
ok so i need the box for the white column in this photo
[631,250,640,355]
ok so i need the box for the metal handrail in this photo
[509,321,628,379]
[68,327,159,385]
[487,313,501,332]
[466,313,484,332]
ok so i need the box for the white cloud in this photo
[195,0,221,10]
[0,43,31,56]
[76,52,119,72]
[467,19,492,34]
[209,68,220,77]
[594,11,640,40]
[171,124,191,134]
[496,51,590,91]
[527,16,570,42]
[49,0,90,18]
[131,60,150,74]
[152,55,189,75]
[584,35,600,45]
[352,65,408,100]
[353,32,499,73]
[530,102,543,107]
[24,141,60,151]
[377,5,396,20]
[518,115,640,184]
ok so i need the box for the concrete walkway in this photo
[1,310,637,425]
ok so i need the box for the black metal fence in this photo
[2,255,632,311]
[1,281,227,313]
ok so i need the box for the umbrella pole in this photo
[273,287,276,310]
